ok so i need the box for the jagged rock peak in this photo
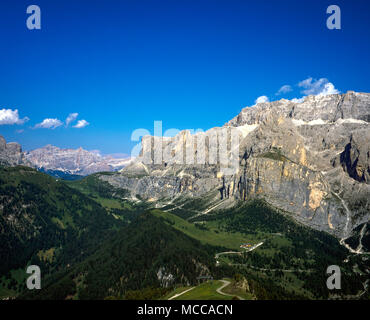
[225,91,370,127]
[0,135,26,166]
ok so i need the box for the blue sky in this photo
[0,0,369,155]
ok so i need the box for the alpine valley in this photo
[1,92,369,300]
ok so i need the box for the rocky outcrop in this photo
[336,130,370,183]
[0,135,28,166]
[99,92,370,241]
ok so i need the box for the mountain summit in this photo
[98,92,370,248]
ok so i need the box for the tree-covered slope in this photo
[22,212,224,300]
[0,166,126,288]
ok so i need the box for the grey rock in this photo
[99,92,370,241]
[0,135,28,166]
[336,130,370,183]
[25,145,132,176]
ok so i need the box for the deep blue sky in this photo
[0,0,369,154]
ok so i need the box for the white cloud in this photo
[73,119,89,128]
[291,97,305,103]
[318,82,339,96]
[35,118,63,129]
[255,96,269,104]
[276,85,292,95]
[0,109,29,125]
[65,113,78,126]
[298,77,339,96]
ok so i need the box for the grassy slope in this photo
[220,278,255,300]
[151,209,253,250]
[173,280,232,300]
[163,278,254,300]
[160,286,191,300]
[65,174,149,221]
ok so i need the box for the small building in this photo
[196,275,213,283]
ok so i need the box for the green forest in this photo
[0,166,369,300]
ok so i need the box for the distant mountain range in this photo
[25,145,132,176]
[0,140,132,177]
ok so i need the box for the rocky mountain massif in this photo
[24,145,132,176]
[98,91,370,250]
[0,141,131,176]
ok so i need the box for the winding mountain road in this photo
[168,287,195,300]
[216,280,245,300]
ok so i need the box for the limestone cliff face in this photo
[100,92,370,241]
[217,114,350,237]
[337,130,370,184]
[220,157,343,233]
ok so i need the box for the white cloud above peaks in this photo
[276,85,292,95]
[66,113,79,126]
[0,109,29,125]
[35,118,63,129]
[255,96,270,104]
[298,77,339,96]
[73,119,89,128]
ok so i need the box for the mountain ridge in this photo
[97,92,370,247]
[0,139,132,177]
[24,144,132,176]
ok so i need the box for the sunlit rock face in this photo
[99,92,370,240]
[0,136,27,166]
